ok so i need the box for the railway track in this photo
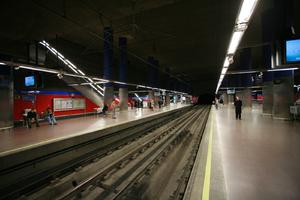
[0,107,189,200]
[2,106,210,200]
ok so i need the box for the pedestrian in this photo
[101,104,109,116]
[110,100,117,119]
[234,96,242,120]
[26,108,40,128]
[215,98,219,109]
[45,107,57,125]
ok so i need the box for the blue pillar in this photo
[153,59,159,88]
[147,56,156,87]
[119,37,127,85]
[118,37,128,110]
[103,27,114,105]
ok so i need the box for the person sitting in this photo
[45,107,57,125]
[26,108,40,128]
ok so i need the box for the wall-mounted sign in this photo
[53,98,86,111]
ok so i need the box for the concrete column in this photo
[262,71,274,115]
[148,90,154,108]
[240,89,252,108]
[262,81,274,115]
[103,27,114,105]
[148,56,155,88]
[118,37,128,111]
[119,88,128,110]
[221,92,228,104]
[0,67,14,129]
[165,94,170,106]
[272,71,294,119]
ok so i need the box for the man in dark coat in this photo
[26,108,40,128]
[234,96,242,120]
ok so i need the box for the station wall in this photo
[14,91,99,121]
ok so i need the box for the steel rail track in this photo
[0,107,190,200]
[54,107,202,200]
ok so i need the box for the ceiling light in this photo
[223,57,230,67]
[267,67,298,72]
[0,62,5,65]
[221,68,228,75]
[134,93,142,101]
[237,0,259,24]
[40,40,104,95]
[19,65,58,74]
[227,31,244,54]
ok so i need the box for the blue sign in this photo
[286,39,300,63]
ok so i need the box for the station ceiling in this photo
[0,0,299,95]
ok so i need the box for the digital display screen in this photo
[286,39,300,63]
[25,76,35,87]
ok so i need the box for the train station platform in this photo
[0,103,189,157]
[185,105,300,200]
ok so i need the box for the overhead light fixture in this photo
[223,57,230,67]
[19,65,58,74]
[39,40,104,96]
[237,0,259,24]
[221,68,228,75]
[134,93,142,102]
[227,31,244,55]
[267,67,298,72]
[215,0,260,94]
[0,62,5,65]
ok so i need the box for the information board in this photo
[53,98,86,111]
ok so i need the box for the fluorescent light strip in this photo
[40,40,104,95]
[227,31,244,54]
[237,0,259,24]
[216,0,260,94]
[223,57,230,67]
[96,85,104,91]
[134,93,142,101]
[19,65,58,74]
[0,62,6,65]
[221,67,228,75]
[267,67,298,72]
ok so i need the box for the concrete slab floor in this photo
[212,104,300,200]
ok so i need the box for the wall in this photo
[14,91,99,121]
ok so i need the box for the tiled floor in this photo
[212,105,300,200]
[0,103,188,156]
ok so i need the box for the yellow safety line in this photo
[202,113,214,200]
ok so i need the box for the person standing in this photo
[215,98,219,109]
[234,96,242,120]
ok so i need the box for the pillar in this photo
[262,72,274,115]
[165,94,170,106]
[118,37,128,111]
[148,56,156,107]
[222,92,228,104]
[238,48,252,108]
[148,90,155,108]
[272,71,294,119]
[240,88,252,108]
[0,67,14,129]
[103,27,114,105]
